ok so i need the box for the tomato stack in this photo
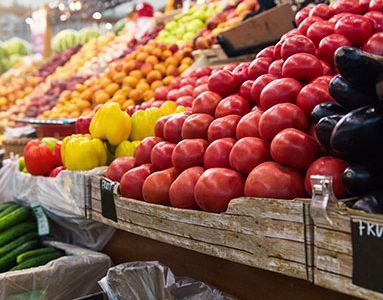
[106,0,383,213]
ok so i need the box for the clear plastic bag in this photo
[0,241,112,300]
[0,161,115,251]
[99,261,236,300]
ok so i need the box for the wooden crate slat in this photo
[314,226,352,255]
[315,247,352,278]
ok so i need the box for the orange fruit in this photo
[178,64,189,74]
[165,57,178,67]
[100,78,112,88]
[122,76,138,88]
[151,80,163,90]
[166,65,179,76]
[136,81,150,91]
[130,70,143,80]
[173,52,184,62]
[113,72,127,84]
[112,94,126,105]
[105,83,120,96]
[136,52,149,62]
[154,63,166,76]
[162,49,173,59]
[80,90,93,101]
[181,57,193,65]
[146,70,162,83]
[122,100,135,110]
[143,90,154,101]
[94,90,110,104]
[129,89,143,102]
[123,60,136,73]
[162,76,174,85]
[75,84,86,92]
[145,55,159,65]
[151,48,162,57]
[140,62,153,76]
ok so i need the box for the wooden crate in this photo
[313,207,383,299]
[89,175,313,281]
[3,137,32,159]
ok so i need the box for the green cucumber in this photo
[16,247,62,264]
[11,252,64,271]
[0,240,39,272]
[0,232,38,256]
[0,207,30,232]
[0,202,17,212]
[0,204,20,219]
[0,222,37,248]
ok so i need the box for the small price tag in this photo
[100,177,118,222]
[352,218,383,292]
[31,204,50,236]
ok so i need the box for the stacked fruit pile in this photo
[42,41,193,119]
[101,0,383,213]
[194,0,260,49]
[0,202,64,273]
[156,4,222,46]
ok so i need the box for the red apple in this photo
[204,137,236,168]
[120,164,156,200]
[192,83,209,98]
[215,95,251,118]
[150,141,176,170]
[208,70,240,97]
[239,80,254,103]
[182,113,214,139]
[163,113,189,143]
[134,137,164,165]
[178,85,194,97]
[236,110,263,139]
[167,89,180,101]
[248,57,273,80]
[192,91,222,116]
[232,62,250,83]
[176,96,194,107]
[207,115,241,142]
[105,157,136,182]
[154,86,170,100]
[172,139,208,172]
[155,115,172,138]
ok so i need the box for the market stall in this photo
[0,0,383,299]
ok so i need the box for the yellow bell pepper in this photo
[129,107,164,141]
[175,105,186,113]
[89,102,131,146]
[160,101,177,115]
[115,140,141,157]
[61,134,108,171]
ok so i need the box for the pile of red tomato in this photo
[106,0,383,213]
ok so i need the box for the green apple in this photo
[165,21,177,31]
[183,32,195,42]
[174,26,185,37]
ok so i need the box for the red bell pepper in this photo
[49,166,66,177]
[75,115,93,134]
[24,138,62,176]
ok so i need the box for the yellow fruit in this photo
[123,76,139,88]
[173,52,184,62]
[162,76,174,85]
[151,80,163,90]
[181,57,193,65]
[75,84,86,92]
[151,48,162,57]
[143,90,154,101]
[129,89,143,102]
[122,100,135,110]
[162,50,173,59]
[130,70,143,80]
[105,83,120,96]
[136,81,150,91]
[94,90,110,104]
[80,90,93,101]
[140,62,153,76]
[123,60,136,73]
[166,65,179,76]
[100,78,112,88]
[112,94,126,105]
[178,64,189,74]
[145,55,159,65]
[146,70,162,83]
[154,63,167,76]
[165,57,178,67]
[113,72,127,84]
[136,52,149,62]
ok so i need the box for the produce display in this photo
[194,0,261,49]
[52,27,100,52]
[156,4,222,46]
[0,38,31,74]
[0,202,64,273]
[42,41,193,119]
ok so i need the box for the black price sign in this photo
[351,218,383,292]
[100,177,118,222]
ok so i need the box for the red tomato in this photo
[229,137,270,174]
[215,95,251,118]
[271,128,320,170]
[298,16,323,35]
[244,161,305,199]
[176,96,194,107]
[364,11,383,32]
[163,113,189,143]
[239,80,254,103]
[169,167,204,209]
[142,168,179,205]
[134,136,163,165]
[196,76,209,86]
[307,21,335,46]
[360,0,370,12]
[178,85,194,97]
[181,113,214,140]
[167,89,180,101]
[150,142,176,170]
[207,115,241,142]
[320,60,334,75]
[295,6,312,26]
[204,138,236,168]
[259,103,309,142]
[208,70,240,97]
[296,82,334,117]
[236,110,263,139]
[312,75,334,85]
[250,74,280,104]
[369,0,383,11]
[256,46,275,59]
[260,78,302,110]
[335,15,373,46]
[330,0,361,14]
[120,164,156,200]
[172,139,208,172]
[223,63,238,71]
[192,84,209,98]
[232,62,250,84]
[318,34,352,64]
[106,157,136,182]
[363,32,383,55]
[192,91,222,116]
[273,40,284,59]
[305,156,349,198]
[154,86,170,100]
[195,168,244,213]
[281,35,316,60]
[282,53,323,82]
[268,59,284,76]
[328,12,353,24]
[309,3,334,19]
[247,57,273,80]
